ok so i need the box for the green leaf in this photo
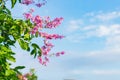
[0,36,4,43]
[30,49,36,55]
[24,33,30,40]
[18,39,29,50]
[34,52,37,58]
[35,32,39,37]
[7,40,15,45]
[0,13,6,20]
[32,43,40,49]
[14,66,25,70]
[38,50,42,56]
[5,70,14,76]
[11,0,17,8]
[7,56,16,62]
[5,8,11,15]
[19,0,21,3]
[27,47,30,51]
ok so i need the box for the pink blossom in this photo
[45,57,49,62]
[21,0,34,5]
[30,26,38,35]
[45,17,63,28]
[23,73,32,77]
[44,40,54,47]
[56,52,60,57]
[60,51,65,55]
[38,56,42,64]
[30,8,34,13]
[36,3,42,7]
[41,46,49,55]
[42,61,47,66]
[23,77,28,80]
[39,32,64,40]
[32,15,43,28]
[36,0,47,7]
[23,13,32,20]
[56,51,65,57]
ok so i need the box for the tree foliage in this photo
[0,0,64,79]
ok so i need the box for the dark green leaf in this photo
[14,66,25,70]
[11,0,17,8]
[30,49,36,55]
[32,43,40,49]
[34,52,37,58]
[38,50,42,56]
[19,0,21,3]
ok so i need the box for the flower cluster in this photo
[24,9,65,66]
[21,0,47,7]
[18,69,37,80]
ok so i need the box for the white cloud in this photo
[66,24,120,43]
[70,69,120,75]
[93,70,120,75]
[96,25,111,37]
[66,33,86,43]
[66,19,83,32]
[65,11,120,43]
[85,24,120,37]
[65,17,120,60]
[93,11,120,21]
[82,25,97,31]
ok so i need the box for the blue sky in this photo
[6,0,120,80]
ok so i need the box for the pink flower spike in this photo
[45,57,49,62]
[21,0,34,5]
[60,51,65,55]
[42,61,47,66]
[38,56,42,64]
[23,13,32,20]
[36,3,42,7]
[30,8,34,13]
[56,52,60,57]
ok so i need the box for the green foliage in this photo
[0,0,39,79]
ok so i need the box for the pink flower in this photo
[56,52,60,57]
[42,61,47,66]
[30,26,38,35]
[30,8,34,13]
[36,3,42,7]
[21,0,34,5]
[39,32,64,40]
[55,51,65,57]
[44,40,54,48]
[38,56,42,64]
[45,57,49,62]
[23,76,28,80]
[23,13,32,20]
[36,0,47,7]
[45,17,63,28]
[32,15,43,28]
[60,51,65,55]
